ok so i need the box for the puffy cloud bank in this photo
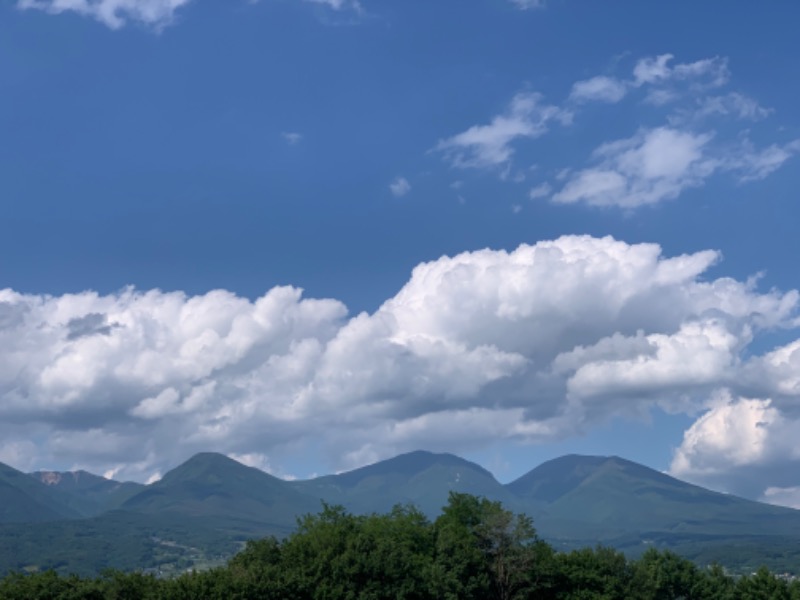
[2,235,800,500]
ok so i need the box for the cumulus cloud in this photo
[669,388,800,503]
[16,0,192,29]
[434,92,572,169]
[389,176,411,198]
[2,236,799,485]
[671,392,780,478]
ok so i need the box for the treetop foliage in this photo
[1,492,798,599]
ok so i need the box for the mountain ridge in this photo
[0,461,82,523]
[291,449,522,517]
[30,469,144,517]
[4,450,800,576]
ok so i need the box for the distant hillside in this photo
[506,454,800,542]
[293,450,521,517]
[120,452,321,535]
[29,470,143,517]
[0,462,81,523]
[6,451,800,576]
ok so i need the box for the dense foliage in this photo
[1,493,798,599]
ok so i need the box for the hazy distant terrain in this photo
[2,451,800,576]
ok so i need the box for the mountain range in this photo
[2,450,800,576]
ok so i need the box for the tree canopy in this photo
[1,492,799,599]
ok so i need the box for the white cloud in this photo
[227,451,297,480]
[632,54,674,86]
[16,0,192,29]
[17,0,362,28]
[389,176,411,198]
[509,0,545,9]
[434,92,571,169]
[431,53,790,205]
[727,138,800,183]
[551,126,798,208]
[569,76,628,104]
[2,236,799,482]
[669,388,800,501]
[634,54,729,92]
[305,0,361,10]
[552,127,717,208]
[695,93,772,121]
[762,486,800,510]
[528,182,552,199]
[564,320,743,405]
[745,339,800,396]
[569,54,729,109]
[282,132,303,145]
[671,392,780,477]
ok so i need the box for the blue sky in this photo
[2,0,800,504]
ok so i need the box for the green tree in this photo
[432,492,539,600]
[736,566,790,600]
[344,505,434,599]
[628,548,702,600]
[692,564,736,600]
[556,546,631,599]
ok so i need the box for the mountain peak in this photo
[121,452,319,525]
[327,450,495,487]
[505,453,682,505]
[0,461,82,522]
[154,452,273,487]
[291,449,517,518]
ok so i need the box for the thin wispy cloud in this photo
[528,182,552,199]
[17,0,361,29]
[305,0,362,10]
[282,132,303,145]
[439,52,796,209]
[552,127,717,208]
[434,92,572,169]
[389,176,411,197]
[509,0,545,9]
[727,138,800,183]
[16,0,192,29]
[551,128,800,208]
[569,76,628,104]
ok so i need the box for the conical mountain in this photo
[507,454,800,540]
[0,462,81,523]
[120,453,321,532]
[293,450,520,517]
